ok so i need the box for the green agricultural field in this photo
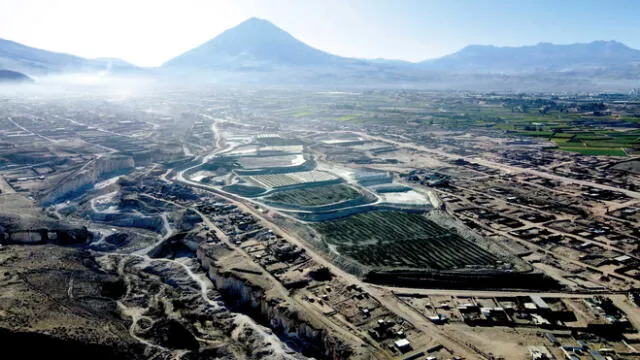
[558,147,627,156]
[573,134,613,141]
[545,130,636,156]
[472,104,639,156]
[292,111,313,117]
[513,131,554,137]
[584,140,630,148]
[314,211,499,270]
[552,133,576,138]
[263,184,362,207]
[551,138,570,145]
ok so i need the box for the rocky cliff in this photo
[42,155,134,204]
[197,244,356,360]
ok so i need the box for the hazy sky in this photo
[1,0,639,67]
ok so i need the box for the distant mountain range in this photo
[0,37,138,75]
[162,18,640,76]
[1,17,640,89]
[0,69,32,83]
[421,41,640,73]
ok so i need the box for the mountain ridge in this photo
[161,18,640,78]
[420,40,640,73]
[0,37,138,75]
[1,17,640,89]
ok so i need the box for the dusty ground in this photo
[0,244,150,359]
[443,325,554,360]
[0,175,15,194]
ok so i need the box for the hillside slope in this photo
[0,69,33,83]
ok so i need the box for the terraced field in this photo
[263,184,363,207]
[314,211,500,270]
[222,184,267,197]
[250,171,338,188]
[236,154,305,169]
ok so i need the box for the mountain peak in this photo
[231,17,284,34]
[162,17,348,69]
[239,17,274,26]
[216,16,294,44]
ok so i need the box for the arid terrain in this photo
[1,87,639,360]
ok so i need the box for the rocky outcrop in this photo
[265,302,353,359]
[197,244,355,360]
[1,227,90,245]
[42,155,134,204]
[88,212,163,232]
[96,156,134,174]
[129,145,184,164]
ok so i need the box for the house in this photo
[395,338,412,353]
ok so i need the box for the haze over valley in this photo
[3,17,640,90]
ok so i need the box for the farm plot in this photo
[263,184,363,207]
[226,144,259,156]
[256,136,304,146]
[314,211,500,270]
[236,154,305,169]
[250,171,338,189]
[291,171,338,183]
[250,174,299,188]
[321,137,363,145]
[222,184,267,197]
[379,190,431,206]
[349,141,392,151]
[260,145,304,153]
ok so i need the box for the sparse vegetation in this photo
[314,211,500,270]
[222,184,267,197]
[263,184,362,207]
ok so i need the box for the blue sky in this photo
[1,0,639,66]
